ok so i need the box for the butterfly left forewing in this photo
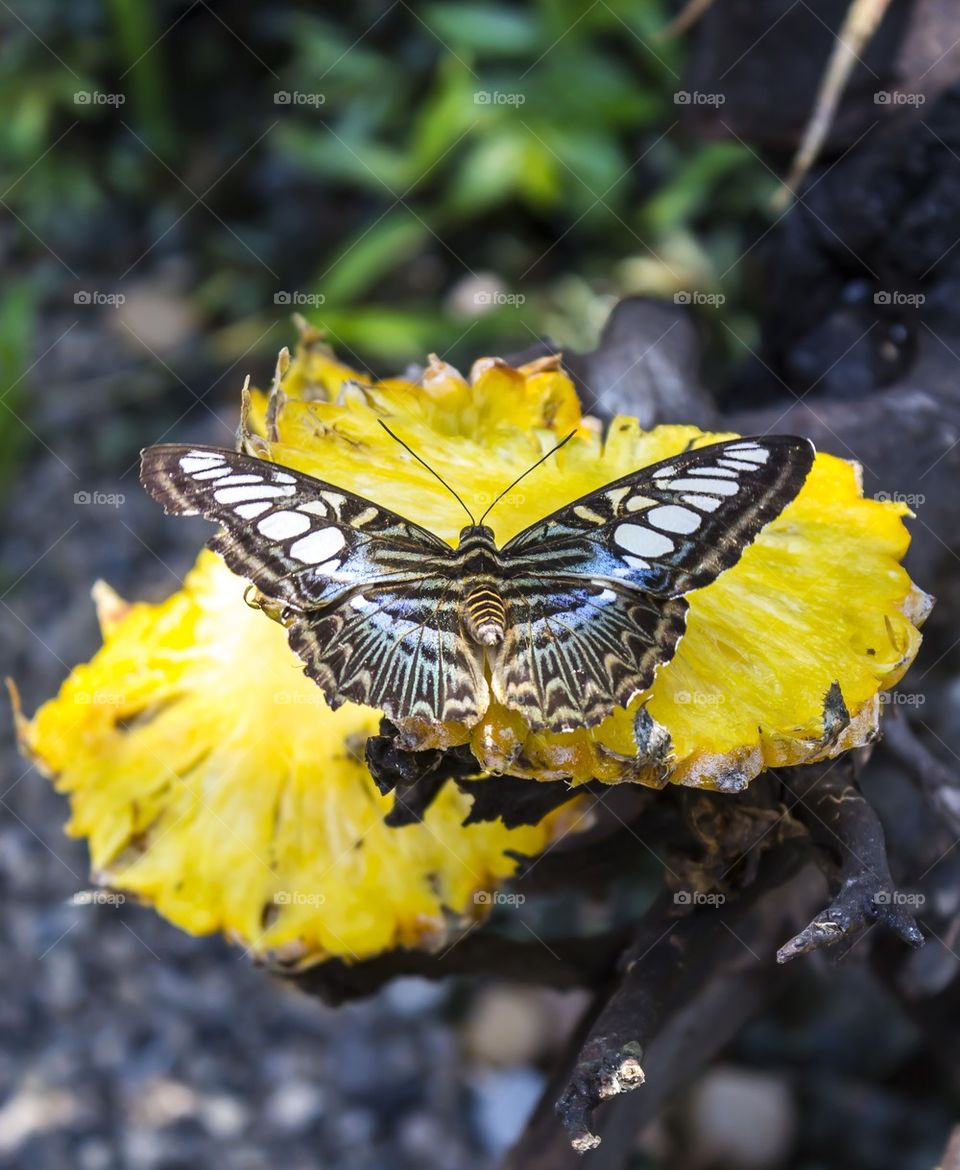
[141,443,452,606]
[140,443,487,724]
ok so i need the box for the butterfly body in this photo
[141,433,815,734]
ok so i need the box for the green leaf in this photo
[641,143,760,236]
[320,213,432,304]
[0,282,36,491]
[424,3,541,56]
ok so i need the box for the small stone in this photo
[470,1068,545,1156]
[686,1065,796,1169]
[262,1080,324,1133]
[462,986,549,1066]
[198,1093,248,1139]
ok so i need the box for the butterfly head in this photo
[457,523,497,547]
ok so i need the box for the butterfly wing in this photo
[493,578,688,730]
[288,578,489,727]
[494,436,814,730]
[140,444,487,725]
[501,436,815,596]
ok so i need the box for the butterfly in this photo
[140,430,814,733]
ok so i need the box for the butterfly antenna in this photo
[378,421,476,525]
[478,430,576,525]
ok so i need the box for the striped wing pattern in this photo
[141,434,814,734]
[493,579,688,729]
[288,580,488,727]
[140,445,487,725]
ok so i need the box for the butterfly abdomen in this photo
[464,585,506,646]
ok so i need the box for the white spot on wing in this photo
[614,523,675,557]
[215,484,293,504]
[193,467,233,480]
[625,554,651,570]
[718,458,761,471]
[272,471,296,484]
[647,504,701,534]
[726,444,768,463]
[235,501,271,519]
[299,501,329,517]
[290,528,346,564]
[180,454,223,473]
[690,466,737,478]
[258,510,311,539]
[682,493,722,512]
[213,475,265,488]
[668,477,739,495]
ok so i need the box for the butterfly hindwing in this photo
[501,436,815,597]
[140,444,486,723]
[288,579,488,726]
[493,579,687,730]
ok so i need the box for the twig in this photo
[777,761,924,962]
[656,0,716,41]
[775,0,894,207]
[501,848,824,1166]
[285,928,630,1006]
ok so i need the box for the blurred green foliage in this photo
[0,0,776,389]
[0,283,36,491]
